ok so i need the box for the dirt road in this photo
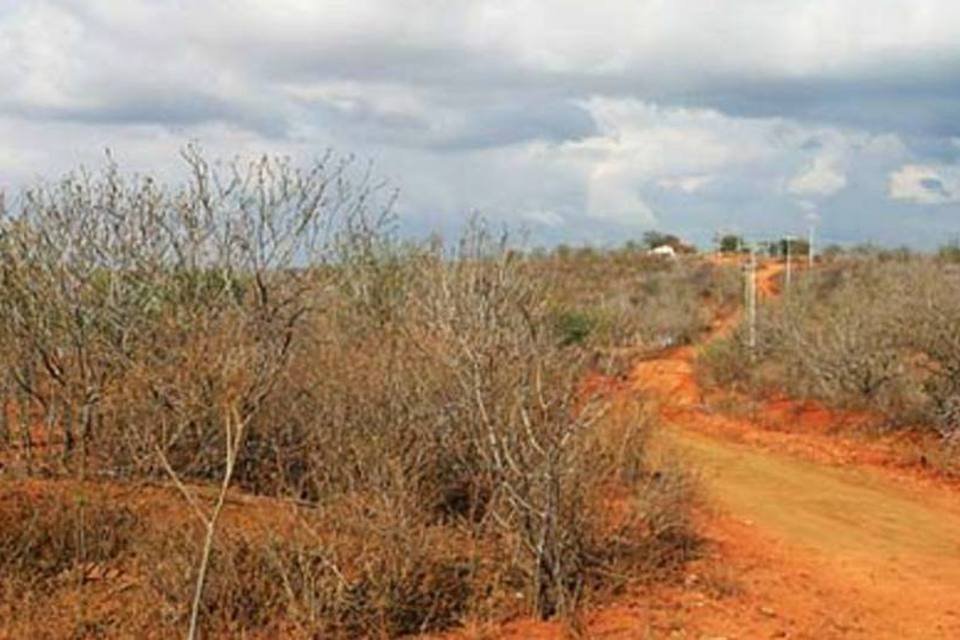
[631,261,960,638]
[473,260,960,639]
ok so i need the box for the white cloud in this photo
[521,209,565,227]
[467,0,960,81]
[585,160,658,225]
[787,155,847,196]
[581,99,776,172]
[0,1,956,248]
[658,175,714,193]
[889,164,960,204]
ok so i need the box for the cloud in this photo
[889,164,960,204]
[521,209,565,228]
[425,100,598,151]
[658,175,714,193]
[585,161,658,226]
[292,87,597,150]
[0,1,958,248]
[5,2,960,137]
[787,156,847,196]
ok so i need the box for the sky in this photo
[1,1,959,249]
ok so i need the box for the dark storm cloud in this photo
[919,177,949,197]
[663,64,960,139]
[299,92,595,150]
[6,2,960,148]
[431,101,597,151]
[3,91,288,138]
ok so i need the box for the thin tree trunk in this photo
[172,408,246,640]
[19,387,32,476]
[0,388,9,448]
[187,517,219,640]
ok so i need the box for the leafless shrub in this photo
[893,262,960,440]
[540,249,740,374]
[0,486,138,590]
[142,503,479,638]
[0,153,702,636]
[703,257,960,451]
[0,146,393,637]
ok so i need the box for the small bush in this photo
[553,310,598,346]
[0,487,138,588]
[539,250,739,366]
[703,256,960,446]
[937,241,960,263]
[143,503,480,638]
[697,336,752,389]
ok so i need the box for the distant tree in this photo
[642,230,680,250]
[777,237,810,258]
[822,244,846,260]
[718,234,744,253]
[757,240,778,257]
[938,239,960,263]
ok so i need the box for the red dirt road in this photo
[480,261,960,639]
[634,261,960,639]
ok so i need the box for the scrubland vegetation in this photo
[541,245,740,374]
[701,250,960,473]
[0,151,716,638]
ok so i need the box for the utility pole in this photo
[808,224,815,268]
[784,235,792,293]
[746,246,757,354]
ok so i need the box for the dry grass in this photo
[539,248,740,375]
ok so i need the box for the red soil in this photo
[6,259,960,638]
[457,259,960,639]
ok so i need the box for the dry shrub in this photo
[701,256,960,448]
[540,248,739,375]
[277,225,686,618]
[142,501,479,638]
[145,524,288,634]
[696,562,744,599]
[916,439,960,477]
[0,486,138,590]
[0,156,703,636]
[697,335,753,390]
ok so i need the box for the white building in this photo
[649,245,677,258]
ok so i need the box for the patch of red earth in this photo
[456,260,960,638]
[631,348,933,485]
[449,505,958,640]
[631,260,959,493]
[578,370,631,407]
[698,386,960,488]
